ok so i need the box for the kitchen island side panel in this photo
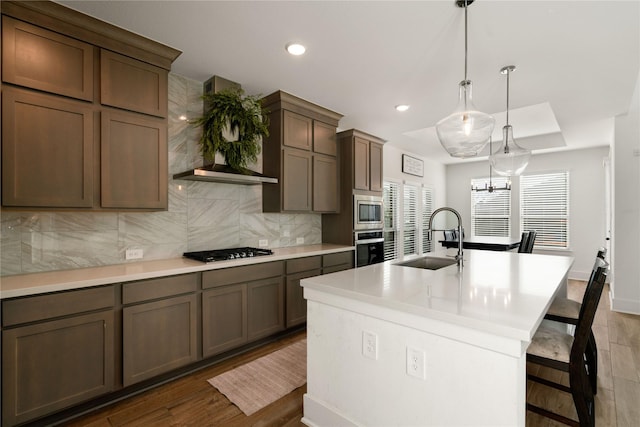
[302,300,525,426]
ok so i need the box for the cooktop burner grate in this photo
[183,247,273,263]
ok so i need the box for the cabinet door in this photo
[202,284,248,358]
[101,50,168,118]
[2,16,94,101]
[313,121,337,156]
[286,268,321,328]
[122,294,197,386]
[369,142,383,192]
[353,137,370,191]
[101,110,168,209]
[282,148,312,211]
[2,87,94,208]
[247,276,284,341]
[313,154,338,213]
[2,311,114,426]
[283,110,312,150]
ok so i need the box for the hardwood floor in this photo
[62,332,307,427]
[62,280,639,427]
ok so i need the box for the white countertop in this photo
[302,249,574,343]
[0,244,354,299]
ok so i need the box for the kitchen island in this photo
[301,249,574,427]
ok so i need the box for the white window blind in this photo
[383,181,399,260]
[520,171,570,249]
[470,177,511,237]
[421,187,434,253]
[403,184,418,256]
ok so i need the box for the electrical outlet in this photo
[283,230,290,237]
[125,248,143,260]
[259,239,269,247]
[296,237,304,244]
[406,347,426,379]
[362,331,378,360]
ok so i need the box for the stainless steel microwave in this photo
[353,194,383,230]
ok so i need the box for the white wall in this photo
[446,146,609,281]
[612,73,640,314]
[383,144,446,205]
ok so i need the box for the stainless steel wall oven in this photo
[355,230,384,267]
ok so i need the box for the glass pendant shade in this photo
[436,80,495,158]
[490,125,531,176]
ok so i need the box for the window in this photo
[421,187,434,253]
[470,177,511,237]
[521,172,570,249]
[383,181,399,260]
[403,184,418,256]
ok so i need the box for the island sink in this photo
[396,256,457,270]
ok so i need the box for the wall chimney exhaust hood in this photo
[173,164,277,185]
[173,75,277,185]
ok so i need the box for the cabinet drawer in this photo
[203,261,284,289]
[100,50,168,117]
[2,16,94,101]
[3,286,115,327]
[123,273,199,305]
[286,256,322,274]
[323,251,353,268]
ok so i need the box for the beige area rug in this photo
[207,339,307,416]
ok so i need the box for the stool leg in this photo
[586,330,598,395]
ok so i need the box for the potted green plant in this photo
[194,87,269,173]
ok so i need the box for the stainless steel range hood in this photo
[173,76,278,185]
[173,164,277,185]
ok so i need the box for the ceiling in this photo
[58,0,640,165]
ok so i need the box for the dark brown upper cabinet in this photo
[262,91,343,213]
[101,110,168,209]
[1,16,94,101]
[0,1,180,211]
[101,50,168,118]
[2,87,94,208]
[338,129,385,194]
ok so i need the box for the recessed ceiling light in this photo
[286,43,306,56]
[395,104,410,112]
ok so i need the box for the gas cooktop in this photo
[183,247,274,263]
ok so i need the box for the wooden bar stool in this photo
[526,257,608,427]
[545,248,606,394]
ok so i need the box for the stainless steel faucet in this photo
[428,207,464,268]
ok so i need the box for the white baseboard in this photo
[302,394,359,427]
[610,294,640,315]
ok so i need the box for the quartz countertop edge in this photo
[301,250,574,350]
[0,244,355,299]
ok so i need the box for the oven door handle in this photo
[356,238,384,244]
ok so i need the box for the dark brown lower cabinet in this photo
[247,276,285,341]
[202,284,248,357]
[286,269,321,327]
[122,294,198,387]
[1,311,114,426]
[285,256,322,328]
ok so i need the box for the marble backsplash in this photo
[0,74,321,276]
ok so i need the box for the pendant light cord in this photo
[464,0,468,82]
[506,68,510,125]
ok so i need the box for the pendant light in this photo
[490,65,531,176]
[471,137,511,192]
[436,0,495,158]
